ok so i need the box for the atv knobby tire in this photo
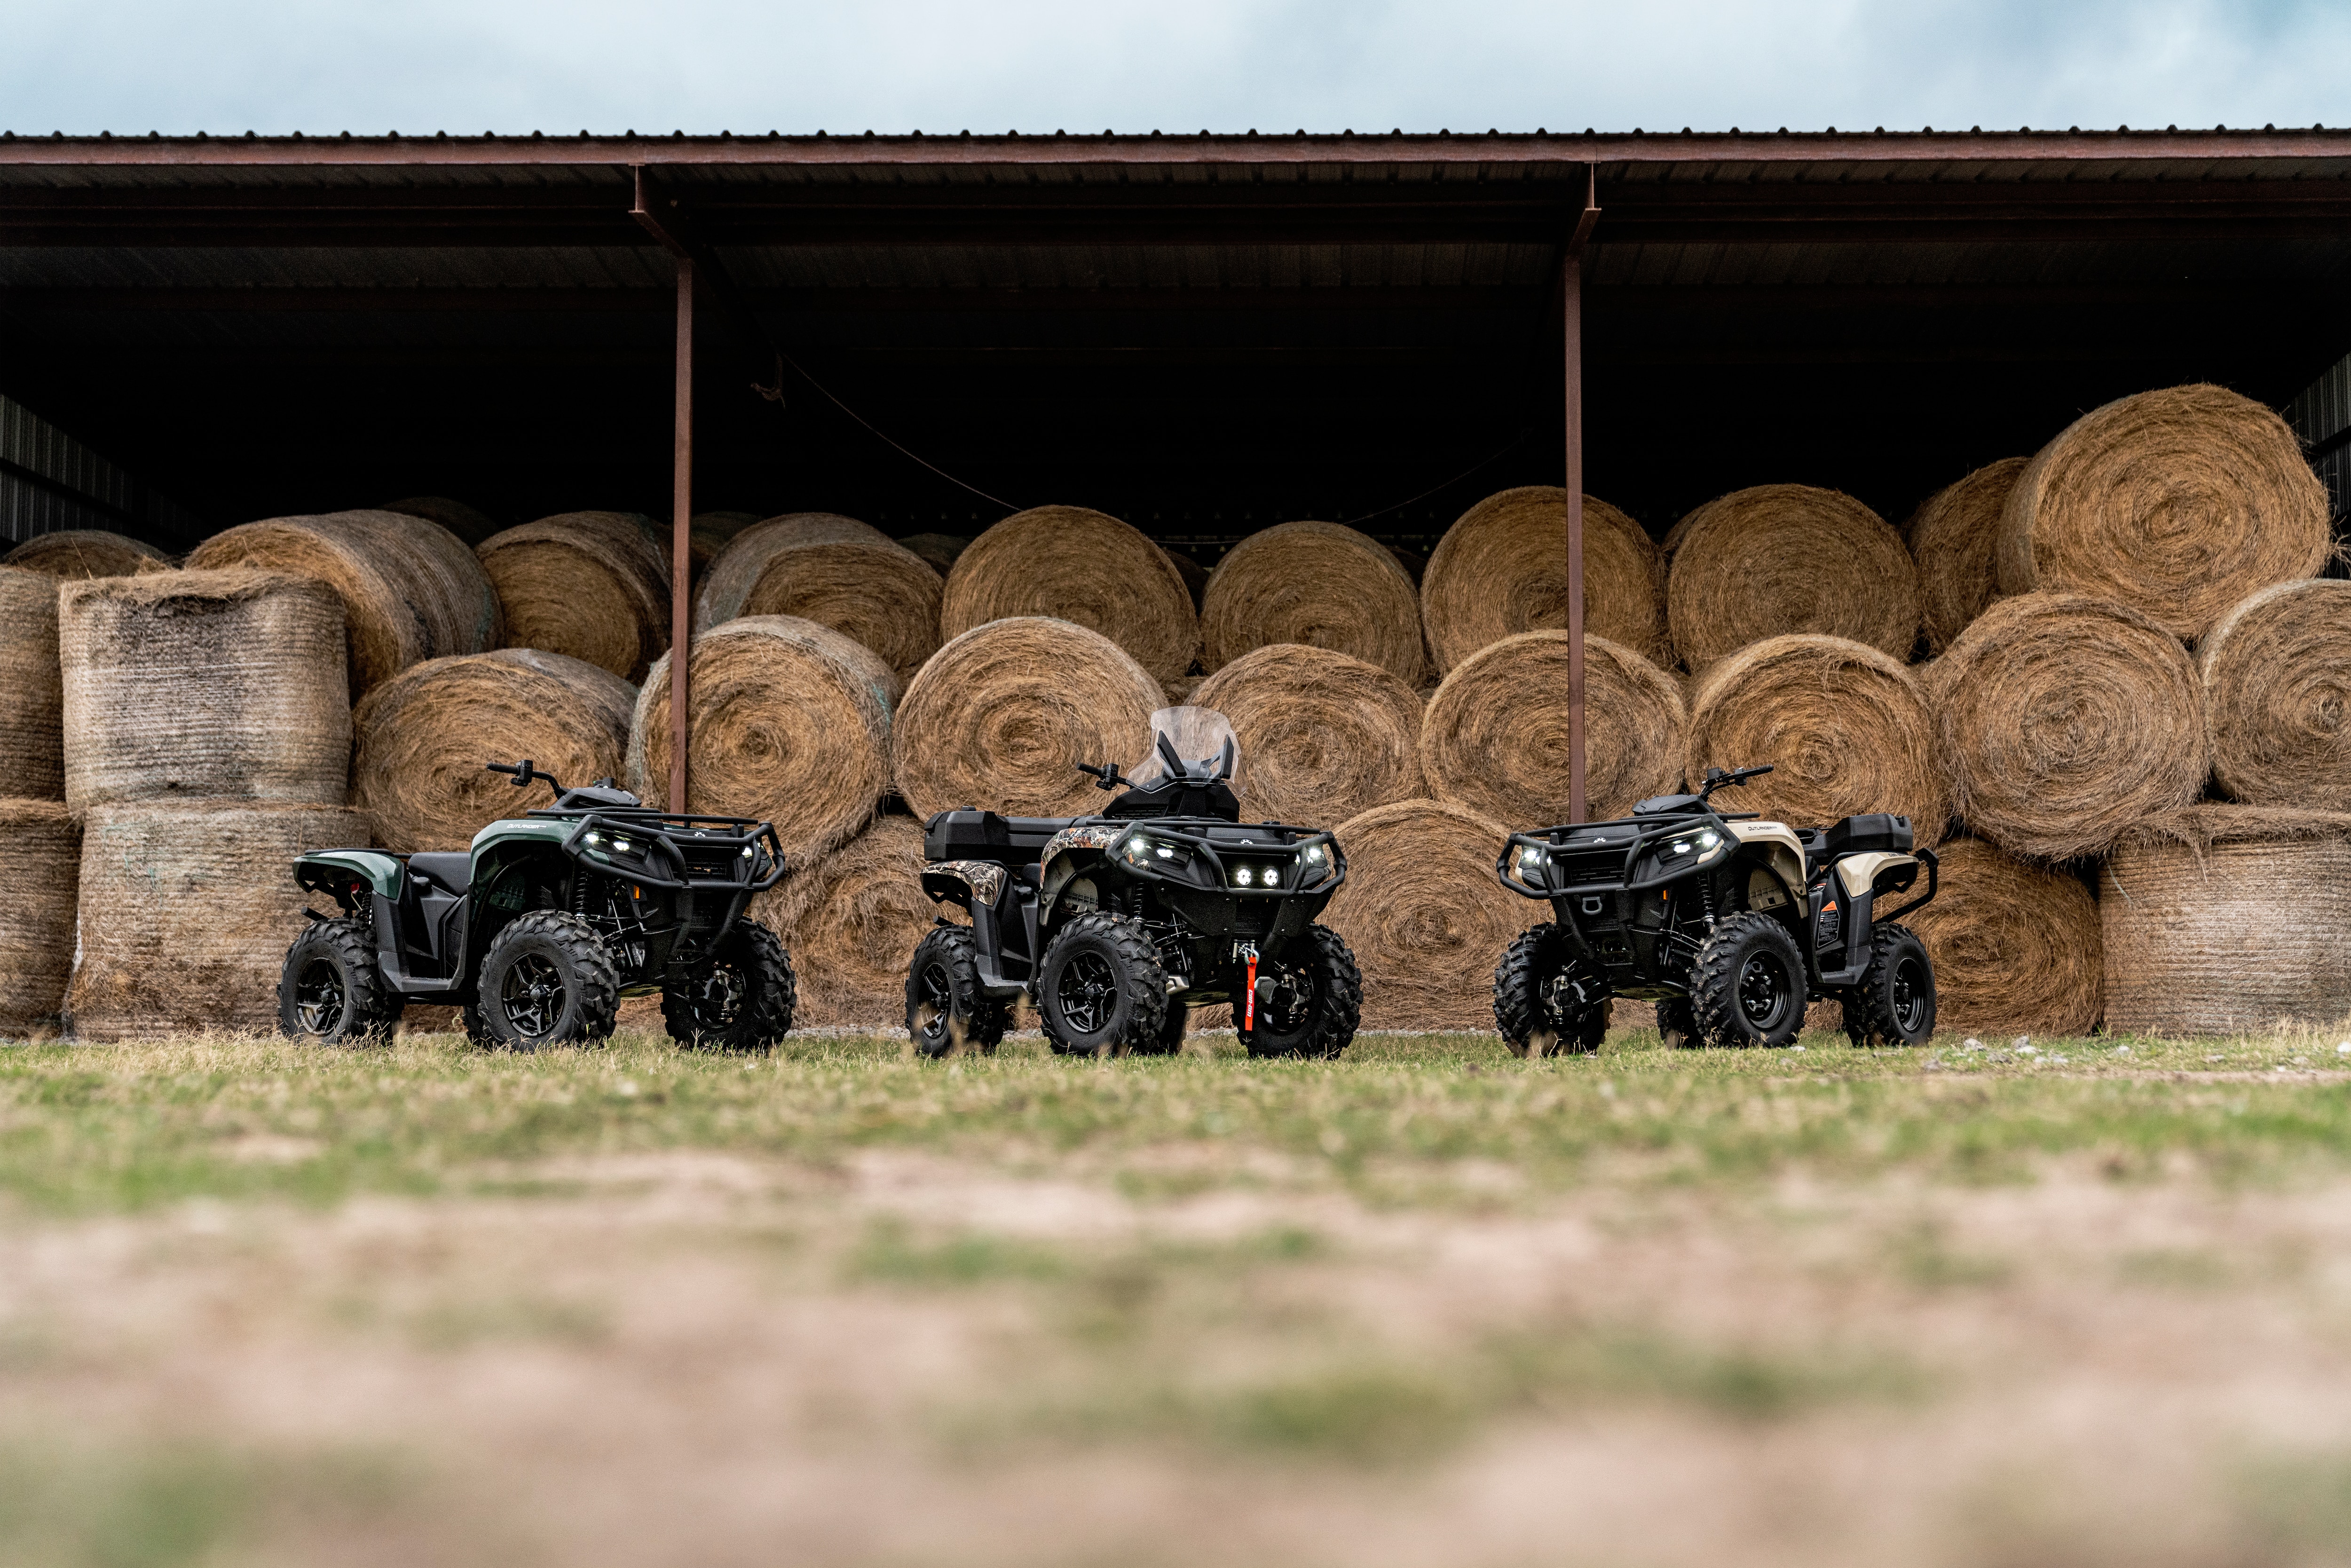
[666,921,797,1053]
[278,915,401,1045]
[1144,1000,1189,1057]
[1037,913,1168,1058]
[1688,912,1807,1049]
[906,925,1008,1058]
[1842,922,1936,1048]
[473,911,621,1049]
[1246,924,1361,1060]
[1491,924,1608,1057]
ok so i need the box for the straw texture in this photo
[894,616,1162,821]
[1997,383,2333,640]
[1935,592,2208,860]
[0,565,64,800]
[353,648,637,852]
[1666,485,1917,670]
[478,511,671,683]
[2,530,170,579]
[942,507,1199,684]
[1907,457,2028,654]
[2101,806,2351,1035]
[695,514,942,683]
[2201,579,2351,812]
[1165,548,1211,610]
[1422,632,1685,828]
[1192,643,1425,827]
[1201,521,1428,685]
[0,799,79,1037]
[689,511,762,579]
[1906,837,2102,1037]
[380,496,500,546]
[58,569,352,813]
[756,815,963,1027]
[1422,487,1665,674]
[1688,634,1948,840]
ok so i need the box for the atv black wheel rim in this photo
[1891,954,1930,1034]
[692,965,747,1030]
[1056,952,1118,1036]
[1263,966,1315,1034]
[913,962,954,1046]
[500,953,565,1039]
[293,957,346,1037]
[1737,949,1793,1033]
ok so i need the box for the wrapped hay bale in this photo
[1687,635,1947,841]
[689,510,762,579]
[1937,592,2208,860]
[477,511,670,683]
[0,565,64,800]
[2,530,171,579]
[898,533,968,577]
[69,800,369,1041]
[1907,457,2028,654]
[2200,579,2351,811]
[353,648,636,851]
[757,815,962,1027]
[1667,485,1917,670]
[894,617,1160,820]
[1201,521,1427,686]
[59,570,351,813]
[1192,644,1424,827]
[2101,807,2351,1035]
[694,512,942,684]
[379,496,500,547]
[1997,383,2333,640]
[1422,487,1665,674]
[942,506,1199,685]
[1906,837,2101,1037]
[1421,632,1684,827]
[187,509,501,695]
[0,800,79,1037]
[1321,798,1542,1031]
[628,615,897,867]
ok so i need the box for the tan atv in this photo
[1491,765,1940,1052]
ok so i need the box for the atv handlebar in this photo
[487,758,566,797]
[1075,761,1127,792]
[1699,763,1773,799]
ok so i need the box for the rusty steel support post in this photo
[1562,165,1600,823]
[669,256,694,813]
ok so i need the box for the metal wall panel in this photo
[0,393,197,546]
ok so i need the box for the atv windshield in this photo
[1128,707,1240,789]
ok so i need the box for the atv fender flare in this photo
[295,851,405,910]
[921,859,1007,914]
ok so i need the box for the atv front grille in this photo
[674,840,749,882]
[1549,851,1625,888]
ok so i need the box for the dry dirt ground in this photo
[3,1027,2351,1567]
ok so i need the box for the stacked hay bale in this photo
[379,496,500,547]
[3,530,171,578]
[897,533,968,577]
[696,513,943,685]
[56,570,365,1040]
[0,567,75,1036]
[1907,457,2028,654]
[943,507,1198,686]
[1421,487,1666,675]
[758,815,963,1028]
[689,510,762,580]
[187,509,502,696]
[1666,486,1918,672]
[1192,644,1424,826]
[2200,580,2351,812]
[477,511,670,683]
[1906,839,2103,1036]
[1201,521,1427,686]
[1164,548,1211,610]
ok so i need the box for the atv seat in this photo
[1807,813,1913,874]
[923,810,1065,867]
[403,851,474,891]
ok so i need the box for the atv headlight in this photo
[1302,843,1328,868]
[1662,829,1722,860]
[1232,864,1254,887]
[1260,863,1280,887]
[1515,843,1549,875]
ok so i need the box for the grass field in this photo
[4,1022,2351,1566]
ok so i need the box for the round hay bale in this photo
[1192,644,1424,827]
[1660,511,1699,563]
[1421,631,1684,827]
[0,565,64,800]
[2201,579,2351,811]
[2100,806,2351,1035]
[1386,544,1427,585]
[477,511,670,683]
[0,799,79,1037]
[1907,457,2028,654]
[1200,521,1427,686]
[628,615,898,867]
[2,530,170,579]
[1164,547,1211,610]
[1996,383,2333,640]
[1422,487,1665,674]
[58,569,352,813]
[353,648,637,852]
[893,617,1160,821]
[187,509,502,695]
[689,510,762,579]
[1687,634,1948,840]
[1163,675,1204,705]
[942,507,1199,685]
[1903,838,2101,1037]
[694,516,941,684]
[1666,486,1918,670]
[756,815,964,1027]
[896,533,969,577]
[1936,592,2208,860]
[379,496,500,547]
[68,800,369,1041]
[1321,798,1543,1031]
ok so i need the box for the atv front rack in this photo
[556,812,788,893]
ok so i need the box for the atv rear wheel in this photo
[1688,912,1807,1049]
[666,921,797,1052]
[1037,913,1168,1058]
[474,911,621,1050]
[1843,922,1936,1047]
[1246,925,1361,1060]
[278,916,401,1045]
[1491,924,1608,1057]
[906,925,1007,1059]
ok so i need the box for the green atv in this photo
[278,759,796,1050]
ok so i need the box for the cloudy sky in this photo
[8,0,2345,137]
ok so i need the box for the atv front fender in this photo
[922,859,1006,913]
[295,850,404,908]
